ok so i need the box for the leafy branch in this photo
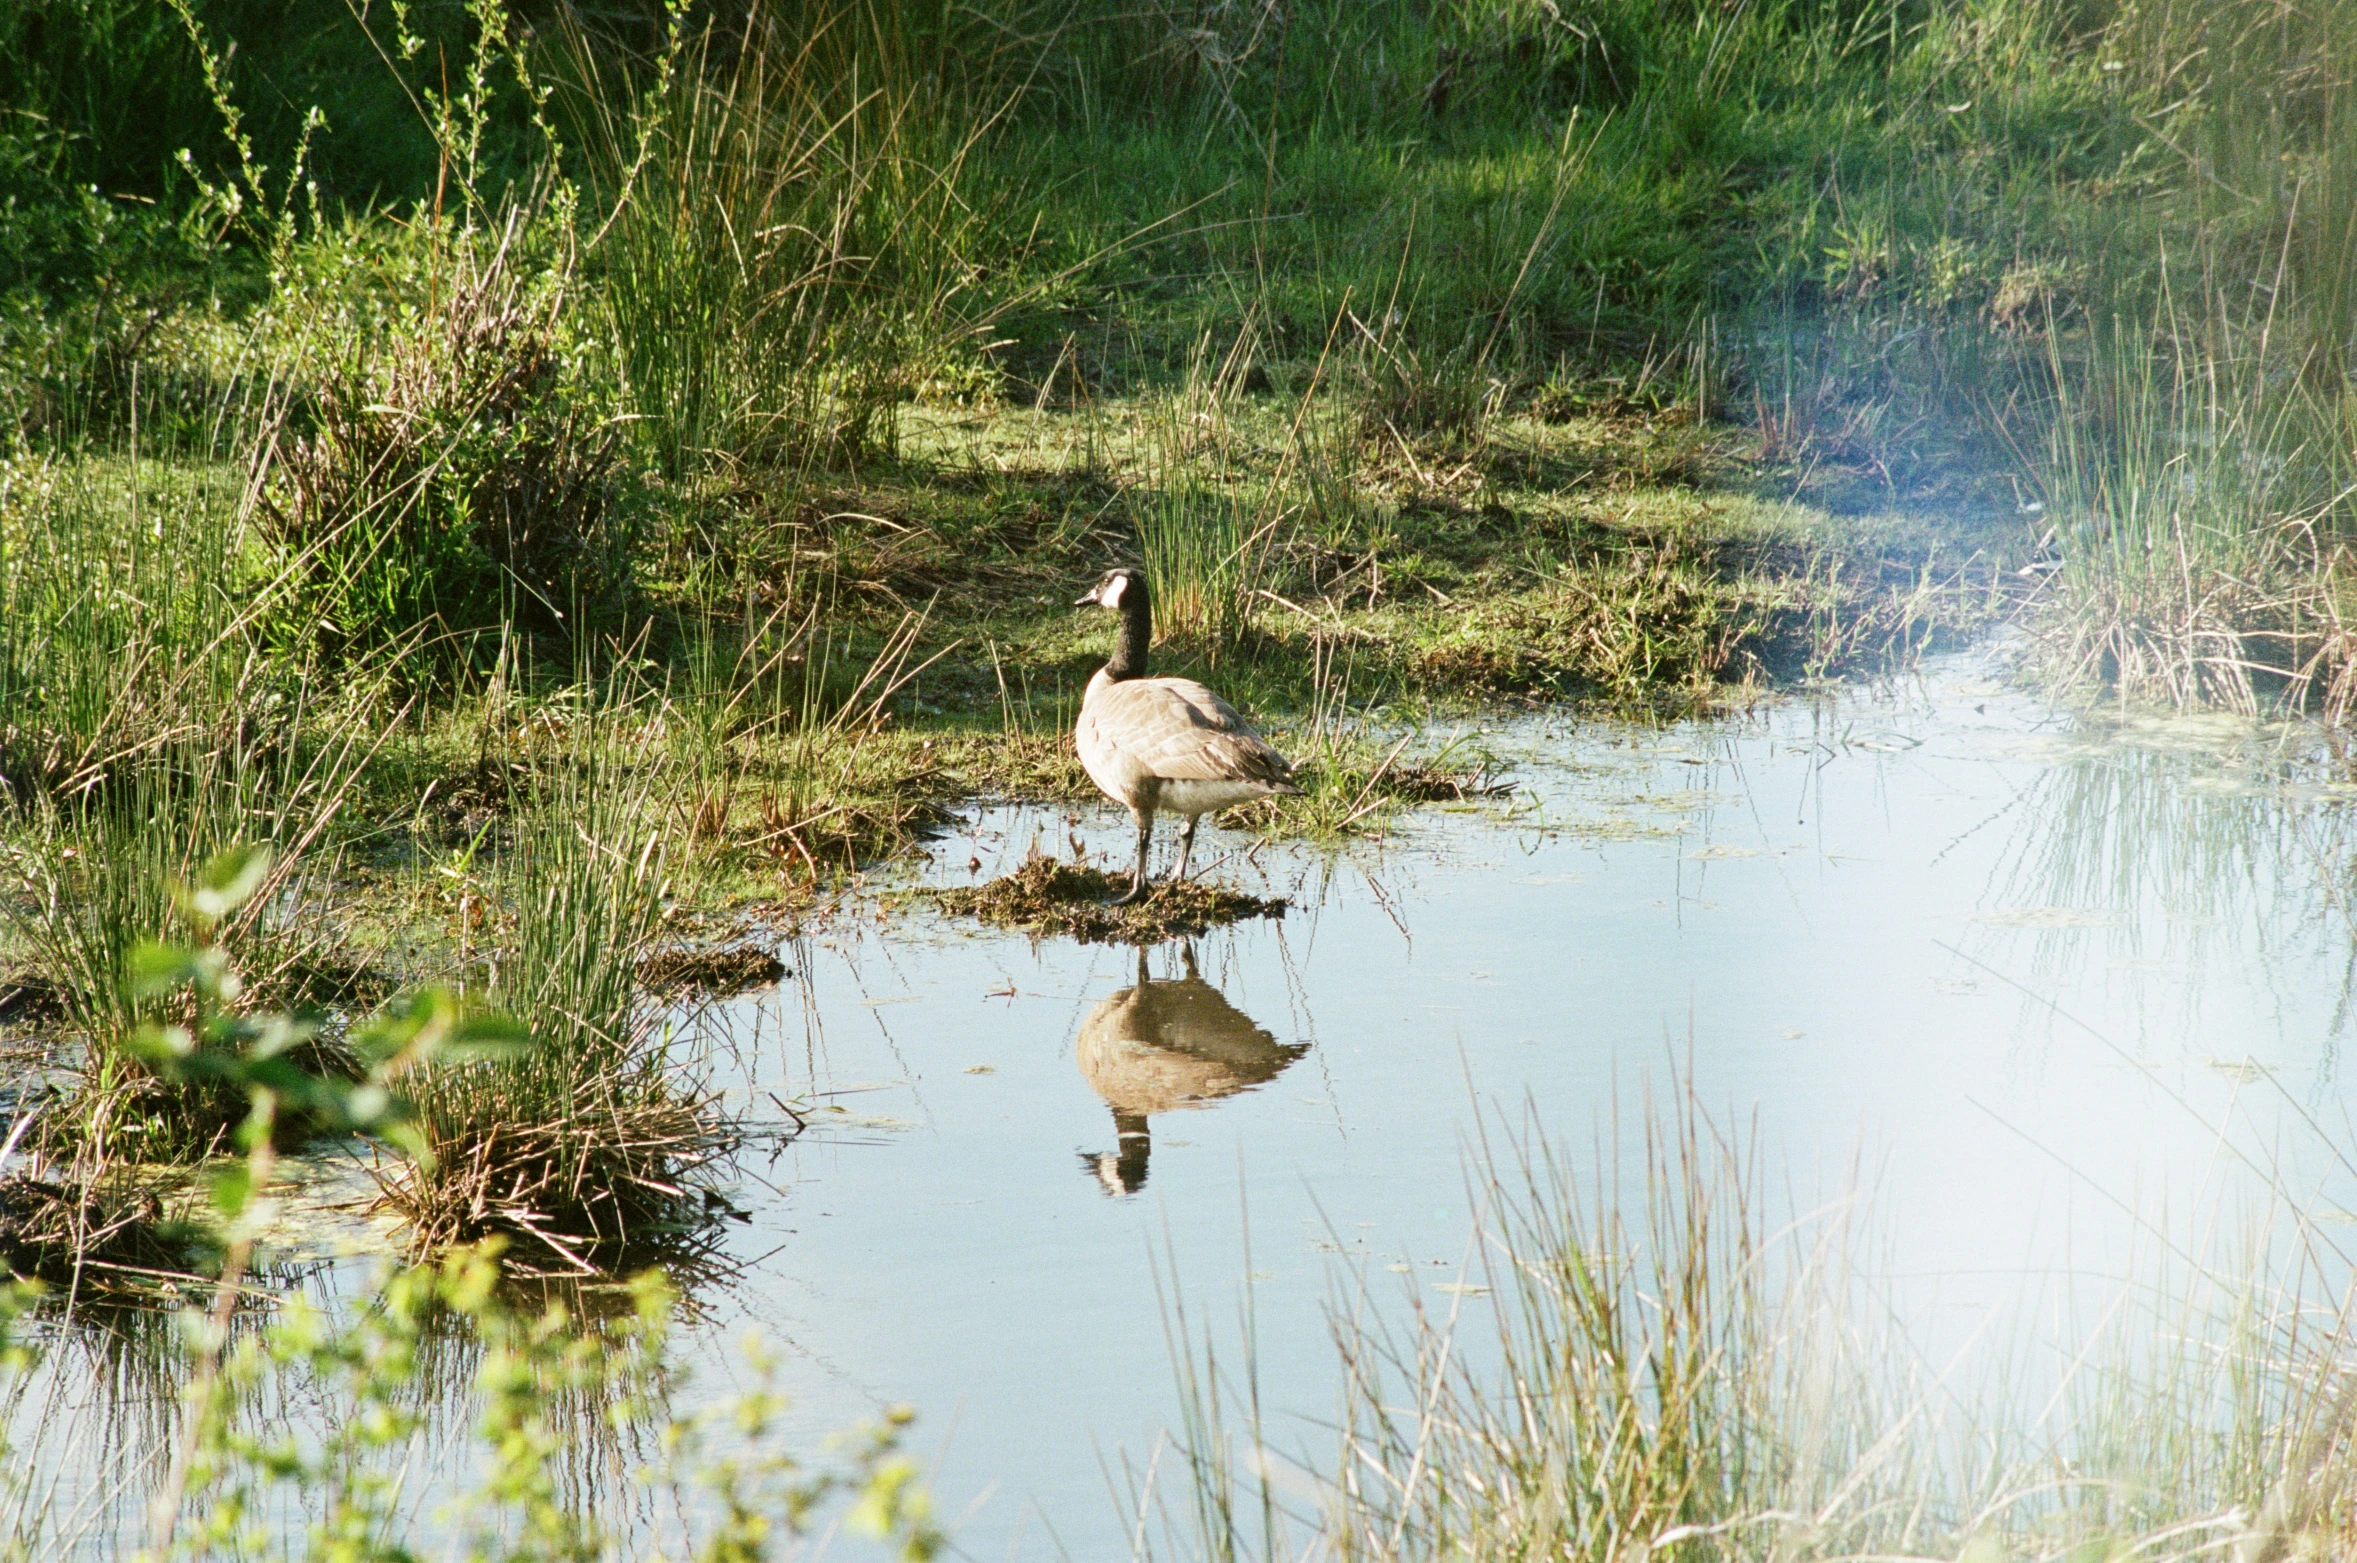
[130,843,531,1556]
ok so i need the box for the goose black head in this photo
[1076,567,1147,612]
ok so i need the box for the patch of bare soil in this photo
[0,973,64,1027]
[932,856,1287,943]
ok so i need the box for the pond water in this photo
[19,647,2357,1557]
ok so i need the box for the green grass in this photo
[0,0,2346,1279]
[383,742,734,1274]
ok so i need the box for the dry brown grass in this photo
[380,1087,735,1276]
[0,1167,196,1292]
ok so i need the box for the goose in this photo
[1076,944,1310,1195]
[1074,567,1301,904]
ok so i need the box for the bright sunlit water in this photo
[19,647,2357,1557]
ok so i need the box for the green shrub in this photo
[260,223,628,665]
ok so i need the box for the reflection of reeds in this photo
[1987,729,2357,1058]
[0,1245,935,1559]
[0,1255,338,1555]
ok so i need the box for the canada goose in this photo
[1076,945,1310,1195]
[1074,567,1301,904]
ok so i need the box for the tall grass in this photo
[0,431,386,1163]
[1135,484,1265,652]
[1155,1088,2357,1563]
[0,455,254,800]
[1130,331,1293,654]
[384,727,735,1273]
[13,742,369,1161]
[2021,251,2357,713]
[567,2,1013,478]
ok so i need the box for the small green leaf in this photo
[126,1023,196,1067]
[211,1163,253,1219]
[353,991,533,1073]
[340,1084,395,1130]
[351,989,443,1063]
[187,844,273,921]
[441,1013,535,1062]
[243,1057,316,1095]
[374,1118,430,1165]
[245,1015,315,1061]
[125,941,202,1001]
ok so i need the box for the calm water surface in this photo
[22,650,2357,1557]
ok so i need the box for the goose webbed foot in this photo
[1107,874,1149,907]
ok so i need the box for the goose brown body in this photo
[1073,568,1301,903]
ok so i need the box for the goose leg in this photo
[1172,816,1200,883]
[1109,811,1153,905]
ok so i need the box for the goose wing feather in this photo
[1085,677,1298,788]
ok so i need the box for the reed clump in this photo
[0,457,258,803]
[2024,292,2357,716]
[10,751,374,1165]
[378,753,740,1274]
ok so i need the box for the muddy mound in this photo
[0,1174,193,1287]
[0,973,65,1026]
[639,944,788,995]
[933,858,1287,943]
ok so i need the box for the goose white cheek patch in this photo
[1100,575,1128,609]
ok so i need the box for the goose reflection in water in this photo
[1076,944,1310,1196]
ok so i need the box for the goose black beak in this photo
[1074,585,1101,606]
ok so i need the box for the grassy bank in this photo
[0,0,2350,1276]
[4,7,2353,1556]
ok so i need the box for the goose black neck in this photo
[1113,1110,1151,1192]
[1104,583,1151,682]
